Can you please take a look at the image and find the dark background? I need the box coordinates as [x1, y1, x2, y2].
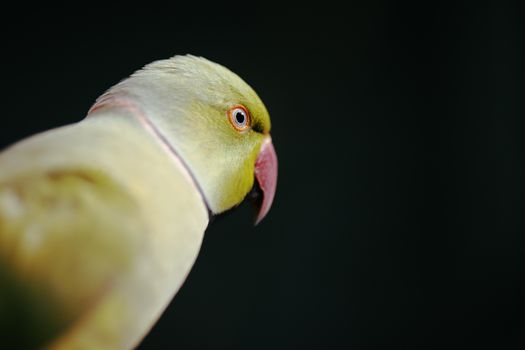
[1, 1, 523, 348]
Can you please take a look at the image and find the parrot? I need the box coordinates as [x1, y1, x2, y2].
[0, 55, 277, 349]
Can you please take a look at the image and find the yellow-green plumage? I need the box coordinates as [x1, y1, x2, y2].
[0, 55, 274, 349]
[0, 113, 207, 348]
[96, 55, 271, 213]
[1, 167, 144, 348]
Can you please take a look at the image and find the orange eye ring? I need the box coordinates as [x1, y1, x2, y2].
[228, 104, 251, 132]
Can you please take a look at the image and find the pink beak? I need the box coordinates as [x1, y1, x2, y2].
[253, 136, 278, 225]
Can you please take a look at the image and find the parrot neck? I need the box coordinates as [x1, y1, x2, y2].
[87, 96, 212, 218]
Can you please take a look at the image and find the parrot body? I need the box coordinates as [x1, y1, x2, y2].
[1, 112, 207, 349]
[0, 55, 277, 349]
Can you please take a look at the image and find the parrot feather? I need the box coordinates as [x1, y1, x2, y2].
[0, 55, 276, 349]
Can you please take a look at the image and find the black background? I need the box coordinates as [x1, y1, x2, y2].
[1, 1, 523, 349]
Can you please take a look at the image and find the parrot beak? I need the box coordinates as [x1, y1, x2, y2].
[253, 136, 278, 225]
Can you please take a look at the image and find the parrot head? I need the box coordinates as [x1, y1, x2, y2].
[89, 55, 277, 224]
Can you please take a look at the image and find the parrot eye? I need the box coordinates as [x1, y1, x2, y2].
[228, 105, 251, 132]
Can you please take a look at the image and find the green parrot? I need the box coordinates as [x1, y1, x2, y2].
[0, 55, 277, 349]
